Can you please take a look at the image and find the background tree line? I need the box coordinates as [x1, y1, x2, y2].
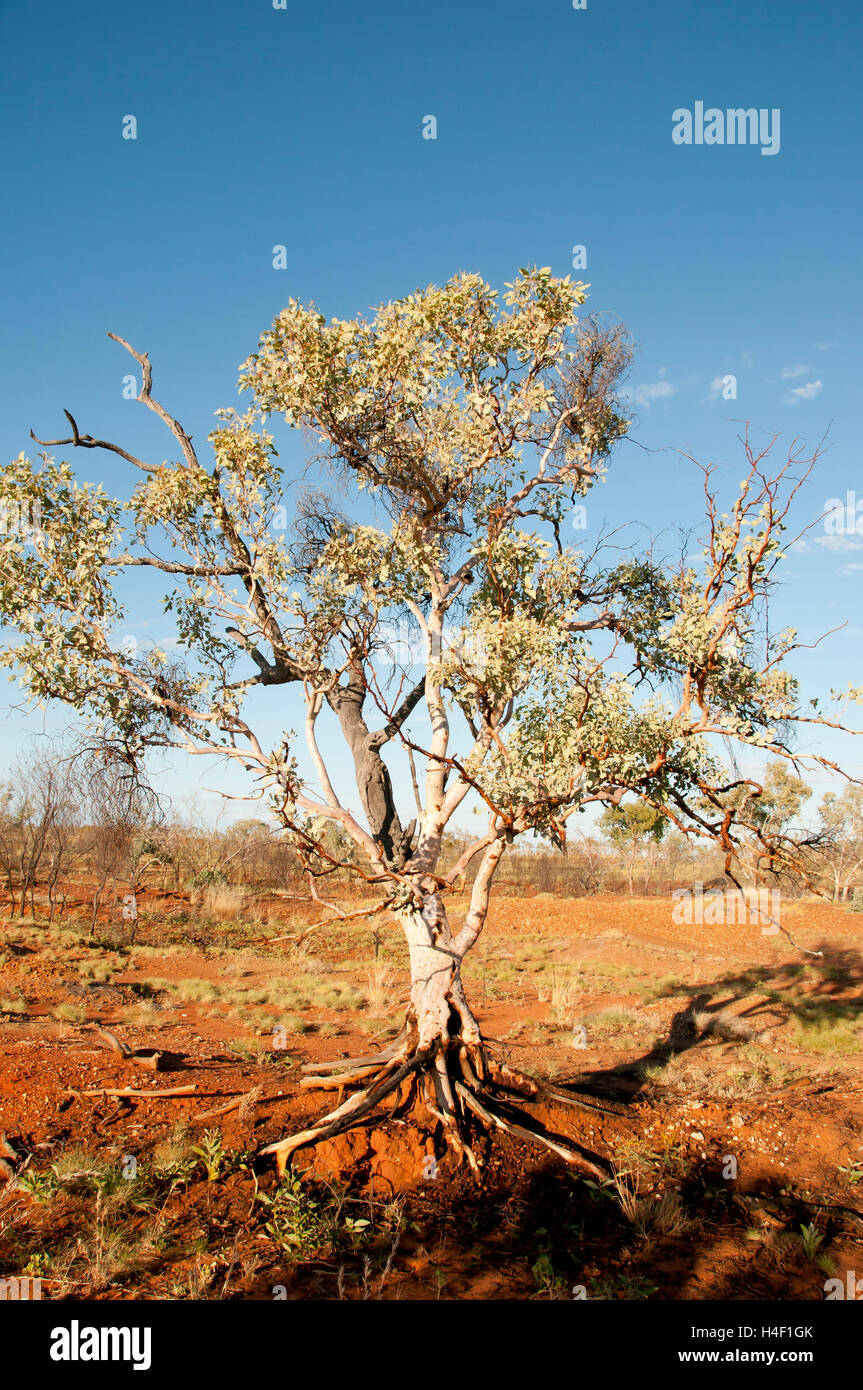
[2, 744, 861, 920]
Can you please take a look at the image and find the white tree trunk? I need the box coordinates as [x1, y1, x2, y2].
[399, 892, 481, 1052]
[260, 861, 607, 1177]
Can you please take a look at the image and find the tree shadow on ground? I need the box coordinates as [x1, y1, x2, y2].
[250, 1141, 833, 1300]
[562, 939, 863, 1106]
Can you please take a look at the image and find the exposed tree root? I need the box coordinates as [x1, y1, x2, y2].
[539, 1084, 628, 1118]
[297, 1038, 404, 1075]
[258, 1029, 611, 1181]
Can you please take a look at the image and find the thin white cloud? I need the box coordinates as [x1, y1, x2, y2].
[631, 380, 677, 408]
[813, 534, 863, 552]
[779, 364, 813, 379]
[700, 374, 736, 405]
[786, 380, 823, 402]
[707, 375, 723, 399]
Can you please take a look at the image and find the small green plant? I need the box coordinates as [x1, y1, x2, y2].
[583, 1174, 619, 1204]
[191, 1129, 224, 1183]
[257, 1173, 332, 1256]
[838, 1161, 863, 1185]
[531, 1252, 569, 1299]
[343, 1215, 372, 1250]
[799, 1221, 824, 1262]
[15, 1166, 58, 1203]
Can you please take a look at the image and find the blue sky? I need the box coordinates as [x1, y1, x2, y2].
[1, 0, 861, 827]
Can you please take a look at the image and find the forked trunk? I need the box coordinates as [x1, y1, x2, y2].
[259, 885, 608, 1180]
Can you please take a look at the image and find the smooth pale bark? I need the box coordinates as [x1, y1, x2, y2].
[399, 894, 481, 1053]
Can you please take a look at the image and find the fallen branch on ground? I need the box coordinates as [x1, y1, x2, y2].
[92, 1026, 165, 1070]
[62, 1084, 197, 1099]
[192, 1087, 261, 1122]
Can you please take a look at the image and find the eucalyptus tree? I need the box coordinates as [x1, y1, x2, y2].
[599, 802, 666, 895]
[0, 269, 856, 1174]
[818, 784, 863, 900]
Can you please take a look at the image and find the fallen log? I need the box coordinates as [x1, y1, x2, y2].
[62, 1084, 197, 1100]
